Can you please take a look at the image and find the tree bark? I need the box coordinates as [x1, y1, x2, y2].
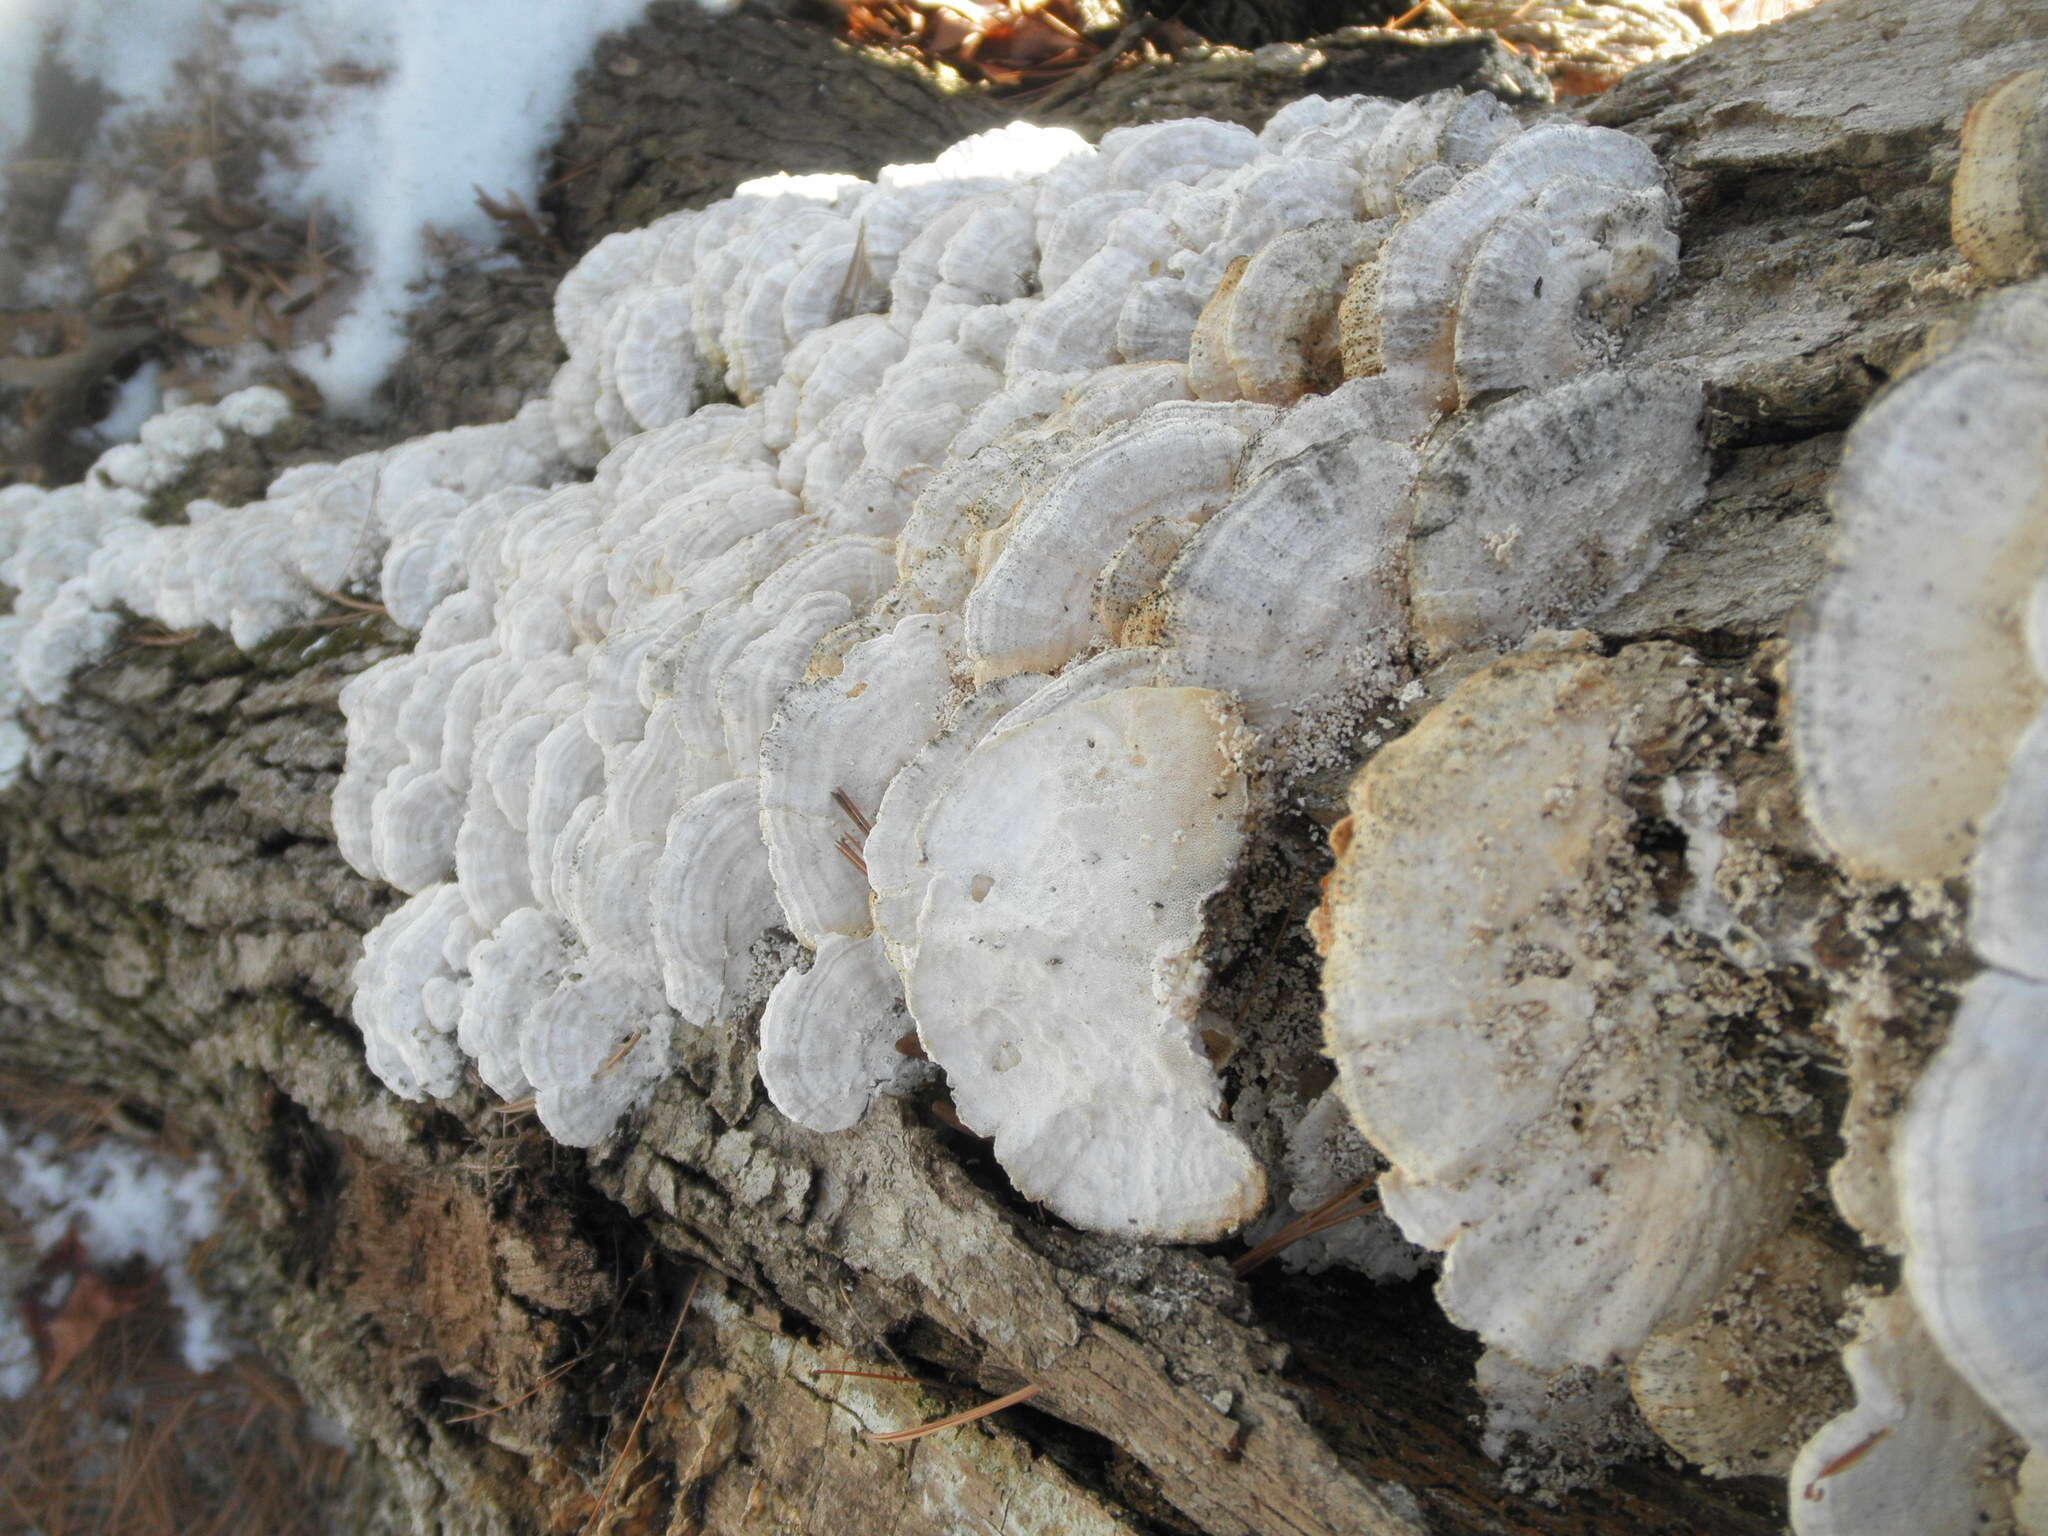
[2, 0, 2043, 1531]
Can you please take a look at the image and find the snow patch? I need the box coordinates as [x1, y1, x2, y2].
[82, 358, 162, 445]
[0, 0, 693, 413]
[0, 1122, 228, 1395]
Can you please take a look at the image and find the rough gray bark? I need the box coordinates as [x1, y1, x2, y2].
[2, 1, 2042, 1532]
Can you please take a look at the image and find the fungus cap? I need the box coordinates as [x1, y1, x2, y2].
[904, 683, 1264, 1240]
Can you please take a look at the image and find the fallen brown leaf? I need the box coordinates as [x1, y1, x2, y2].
[22, 1229, 159, 1385]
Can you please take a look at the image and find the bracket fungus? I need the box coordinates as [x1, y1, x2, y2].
[902, 683, 1263, 1239]
[1786, 261, 2048, 1528]
[1791, 279, 2048, 883]
[1953, 68, 2048, 283]
[1895, 974, 2048, 1469]
[35, 23, 2048, 1526]
[34, 50, 2039, 1518]
[1787, 1289, 2022, 1536]
[1405, 365, 1707, 659]
[1318, 643, 1807, 1378]
[758, 932, 916, 1134]
[9, 99, 1703, 1247]
[1340, 122, 1675, 416]
[1152, 420, 1414, 766]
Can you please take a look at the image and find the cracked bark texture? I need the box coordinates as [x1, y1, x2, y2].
[2, 0, 2044, 1531]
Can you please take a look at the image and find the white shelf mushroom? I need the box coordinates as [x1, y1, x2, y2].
[1406, 366, 1708, 659]
[902, 684, 1265, 1239]
[1351, 123, 1670, 417]
[1895, 972, 2048, 1472]
[1783, 158, 2048, 1514]
[1791, 280, 2048, 881]
[758, 611, 960, 949]
[8, 99, 1709, 1231]
[1319, 644, 1804, 1374]
[1155, 423, 1416, 765]
[1952, 68, 2048, 283]
[759, 933, 913, 1133]
[962, 403, 1271, 682]
[652, 778, 784, 1025]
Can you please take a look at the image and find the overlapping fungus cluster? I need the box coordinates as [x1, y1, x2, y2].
[7, 70, 2047, 1528]
[327, 93, 1696, 1234]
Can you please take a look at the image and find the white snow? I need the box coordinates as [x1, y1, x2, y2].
[82, 358, 162, 445]
[16, 250, 88, 309]
[0, 1121, 228, 1395]
[0, 0, 705, 414]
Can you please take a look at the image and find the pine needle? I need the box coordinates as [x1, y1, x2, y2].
[447, 1351, 586, 1424]
[1232, 1177, 1379, 1277]
[811, 1367, 924, 1384]
[588, 1268, 701, 1527]
[866, 1382, 1041, 1443]
[832, 786, 874, 835]
[299, 582, 387, 615]
[594, 1032, 643, 1078]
